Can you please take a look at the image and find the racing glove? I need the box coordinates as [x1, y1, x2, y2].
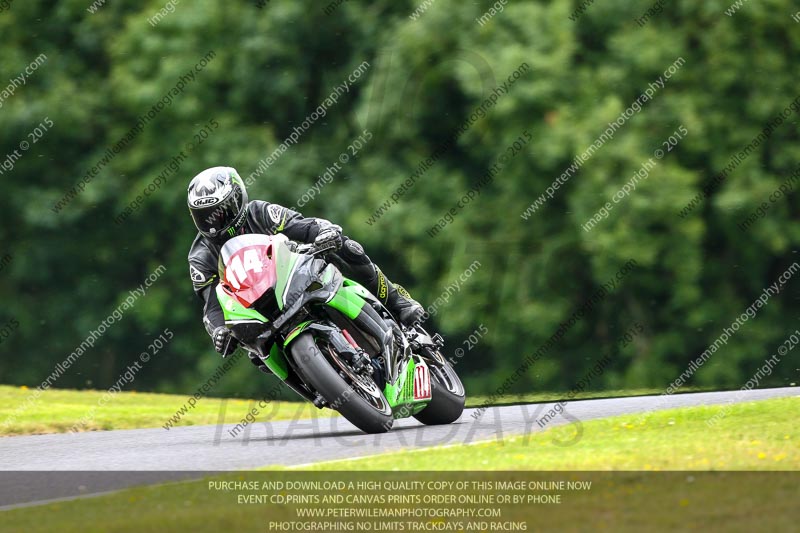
[212, 326, 238, 357]
[314, 224, 343, 252]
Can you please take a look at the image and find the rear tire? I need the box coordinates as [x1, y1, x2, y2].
[413, 365, 465, 425]
[290, 332, 393, 434]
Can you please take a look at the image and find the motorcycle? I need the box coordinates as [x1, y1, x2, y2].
[214, 233, 465, 434]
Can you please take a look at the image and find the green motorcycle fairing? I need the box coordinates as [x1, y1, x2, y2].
[325, 278, 369, 319]
[216, 233, 431, 418]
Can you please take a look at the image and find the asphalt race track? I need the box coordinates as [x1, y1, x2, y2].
[0, 387, 796, 508]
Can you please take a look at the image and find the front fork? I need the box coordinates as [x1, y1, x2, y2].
[284, 321, 375, 404]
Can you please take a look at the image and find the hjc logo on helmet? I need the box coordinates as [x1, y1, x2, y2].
[192, 197, 217, 208]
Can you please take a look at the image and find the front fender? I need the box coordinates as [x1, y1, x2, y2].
[283, 322, 362, 369]
[283, 320, 317, 347]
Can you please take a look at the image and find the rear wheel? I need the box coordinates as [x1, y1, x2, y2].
[290, 332, 393, 434]
[413, 355, 465, 425]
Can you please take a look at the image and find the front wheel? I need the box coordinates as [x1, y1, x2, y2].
[290, 332, 393, 434]
[414, 357, 465, 425]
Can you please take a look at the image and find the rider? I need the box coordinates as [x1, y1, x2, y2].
[187, 166, 424, 359]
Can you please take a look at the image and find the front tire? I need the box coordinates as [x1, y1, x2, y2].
[290, 332, 393, 434]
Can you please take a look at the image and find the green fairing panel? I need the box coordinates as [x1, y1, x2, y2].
[384, 358, 429, 417]
[390, 357, 416, 406]
[342, 277, 372, 298]
[216, 285, 269, 322]
[384, 382, 400, 408]
[264, 343, 289, 380]
[326, 281, 368, 319]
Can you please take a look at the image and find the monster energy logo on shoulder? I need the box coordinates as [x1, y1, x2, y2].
[228, 227, 236, 236]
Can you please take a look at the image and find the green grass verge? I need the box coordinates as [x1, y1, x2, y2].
[0, 385, 332, 436]
[309, 396, 799, 471]
[0, 397, 796, 533]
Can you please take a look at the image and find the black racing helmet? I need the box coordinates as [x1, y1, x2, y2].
[187, 166, 249, 240]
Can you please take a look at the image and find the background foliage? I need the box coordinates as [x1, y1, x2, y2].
[1, 0, 798, 397]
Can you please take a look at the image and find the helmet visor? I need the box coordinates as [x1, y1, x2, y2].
[190, 194, 243, 237]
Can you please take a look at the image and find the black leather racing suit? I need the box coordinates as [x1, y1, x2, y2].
[188, 200, 394, 352]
